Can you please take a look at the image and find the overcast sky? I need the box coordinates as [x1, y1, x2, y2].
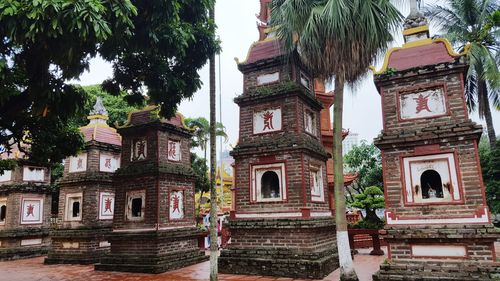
[76, 0, 500, 152]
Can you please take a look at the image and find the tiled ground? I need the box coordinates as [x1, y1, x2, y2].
[0, 248, 386, 281]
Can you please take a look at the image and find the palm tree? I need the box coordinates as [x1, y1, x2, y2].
[426, 0, 500, 148]
[270, 1, 401, 280]
[185, 117, 228, 162]
[208, 3, 218, 281]
[185, 117, 227, 216]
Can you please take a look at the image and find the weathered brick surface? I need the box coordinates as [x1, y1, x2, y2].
[96, 228, 207, 273]
[0, 187, 52, 261]
[219, 218, 338, 279]
[221, 42, 337, 278]
[372, 42, 499, 279]
[96, 109, 204, 273]
[46, 141, 121, 265]
[44, 228, 110, 264]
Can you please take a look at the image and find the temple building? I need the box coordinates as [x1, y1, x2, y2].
[45, 98, 121, 264]
[218, 0, 338, 278]
[95, 106, 207, 273]
[372, 2, 499, 280]
[0, 145, 52, 260]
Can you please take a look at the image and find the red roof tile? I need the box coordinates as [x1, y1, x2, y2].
[241, 39, 283, 65]
[386, 41, 455, 71]
[122, 106, 188, 130]
[80, 125, 121, 146]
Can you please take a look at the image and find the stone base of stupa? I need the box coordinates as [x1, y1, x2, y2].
[219, 217, 338, 279]
[95, 227, 207, 273]
[373, 225, 500, 281]
[45, 227, 111, 265]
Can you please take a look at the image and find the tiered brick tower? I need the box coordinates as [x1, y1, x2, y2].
[45, 98, 121, 264]
[218, 1, 338, 279]
[0, 148, 52, 260]
[95, 106, 207, 273]
[372, 3, 500, 280]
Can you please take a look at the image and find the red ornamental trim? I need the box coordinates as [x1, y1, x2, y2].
[385, 205, 490, 225]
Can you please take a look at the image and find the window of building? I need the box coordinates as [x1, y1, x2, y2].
[65, 193, 83, 221]
[126, 190, 145, 221]
[420, 170, 444, 199]
[0, 200, 6, 224]
[251, 163, 287, 202]
[261, 171, 280, 199]
[304, 110, 316, 135]
[310, 166, 325, 202]
[403, 153, 460, 204]
[300, 72, 312, 90]
[131, 198, 142, 217]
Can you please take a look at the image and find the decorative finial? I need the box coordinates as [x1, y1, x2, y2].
[402, 0, 429, 43]
[89, 97, 108, 117]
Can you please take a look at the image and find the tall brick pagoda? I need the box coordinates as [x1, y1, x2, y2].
[45, 98, 122, 264]
[0, 146, 52, 260]
[372, 2, 500, 280]
[95, 106, 207, 273]
[218, 0, 338, 279]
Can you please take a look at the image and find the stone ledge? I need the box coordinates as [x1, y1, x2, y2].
[50, 227, 112, 238]
[0, 246, 49, 261]
[231, 133, 328, 159]
[0, 228, 50, 238]
[221, 246, 337, 260]
[96, 249, 208, 274]
[373, 260, 500, 281]
[383, 225, 500, 240]
[219, 250, 338, 279]
[114, 162, 195, 178]
[107, 227, 203, 241]
[226, 217, 336, 229]
[0, 184, 53, 195]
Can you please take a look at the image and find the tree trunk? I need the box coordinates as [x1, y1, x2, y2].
[333, 75, 358, 281]
[479, 80, 497, 148]
[365, 208, 381, 223]
[209, 4, 218, 281]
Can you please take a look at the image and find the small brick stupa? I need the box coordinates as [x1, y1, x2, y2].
[45, 97, 122, 264]
[0, 146, 52, 260]
[218, 0, 338, 279]
[372, 1, 500, 280]
[95, 106, 207, 273]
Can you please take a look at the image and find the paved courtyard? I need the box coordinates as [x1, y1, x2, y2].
[0, 248, 385, 281]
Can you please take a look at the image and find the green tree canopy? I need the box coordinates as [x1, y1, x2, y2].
[485, 140, 500, 214]
[82, 85, 144, 127]
[344, 141, 383, 194]
[350, 186, 385, 224]
[0, 0, 218, 169]
[185, 117, 227, 161]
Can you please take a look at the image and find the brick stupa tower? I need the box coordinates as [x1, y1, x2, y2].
[45, 98, 122, 264]
[218, 0, 338, 279]
[372, 2, 500, 280]
[0, 146, 52, 260]
[95, 106, 207, 273]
